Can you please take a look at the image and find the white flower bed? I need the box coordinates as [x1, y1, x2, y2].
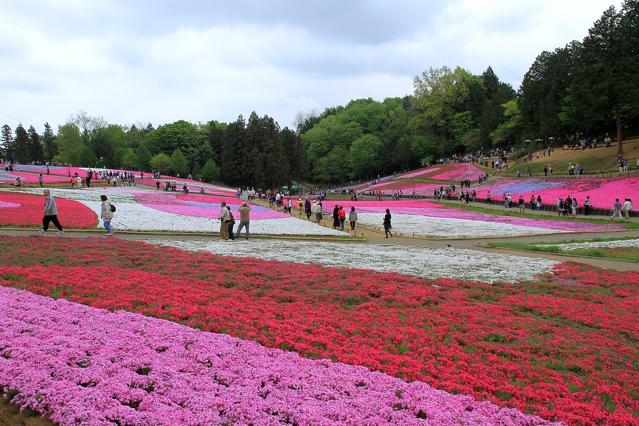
[356, 213, 568, 238]
[149, 239, 558, 283]
[537, 238, 639, 251]
[13, 188, 347, 236]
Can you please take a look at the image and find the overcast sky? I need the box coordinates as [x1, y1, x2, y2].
[0, 0, 617, 131]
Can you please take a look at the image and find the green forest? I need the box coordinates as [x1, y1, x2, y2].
[1, 0, 637, 187]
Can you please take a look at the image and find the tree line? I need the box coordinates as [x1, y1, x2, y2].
[0, 111, 304, 189]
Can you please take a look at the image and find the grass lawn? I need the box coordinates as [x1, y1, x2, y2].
[488, 237, 639, 262]
[502, 138, 639, 177]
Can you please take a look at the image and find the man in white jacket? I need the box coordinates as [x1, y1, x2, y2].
[219, 202, 231, 240]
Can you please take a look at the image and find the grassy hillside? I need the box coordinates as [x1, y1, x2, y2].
[503, 138, 639, 177]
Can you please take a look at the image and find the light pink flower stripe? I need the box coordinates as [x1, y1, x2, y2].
[0, 287, 556, 426]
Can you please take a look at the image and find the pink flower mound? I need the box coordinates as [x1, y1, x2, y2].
[0, 287, 554, 426]
[138, 178, 235, 196]
[0, 201, 20, 208]
[11, 172, 71, 183]
[133, 192, 287, 220]
[321, 199, 444, 214]
[320, 199, 623, 232]
[430, 163, 484, 181]
[476, 176, 639, 210]
[396, 167, 441, 179]
[0, 171, 67, 183]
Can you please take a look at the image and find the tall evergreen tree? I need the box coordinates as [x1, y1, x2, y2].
[14, 124, 30, 163]
[221, 116, 246, 186]
[43, 122, 56, 162]
[27, 126, 44, 163]
[1, 125, 12, 160]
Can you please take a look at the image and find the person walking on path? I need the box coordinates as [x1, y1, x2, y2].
[622, 198, 633, 220]
[228, 208, 236, 240]
[304, 198, 312, 220]
[348, 206, 358, 231]
[100, 195, 115, 236]
[332, 205, 340, 229]
[584, 196, 591, 216]
[40, 189, 64, 234]
[236, 202, 251, 239]
[383, 208, 393, 238]
[38, 174, 43, 188]
[611, 198, 623, 220]
[338, 206, 346, 231]
[311, 201, 322, 223]
[219, 202, 231, 240]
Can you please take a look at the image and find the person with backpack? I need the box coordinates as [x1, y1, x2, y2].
[100, 195, 115, 236]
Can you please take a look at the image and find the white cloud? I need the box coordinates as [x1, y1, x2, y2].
[0, 0, 619, 131]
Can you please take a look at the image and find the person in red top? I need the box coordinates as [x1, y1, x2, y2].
[338, 206, 346, 231]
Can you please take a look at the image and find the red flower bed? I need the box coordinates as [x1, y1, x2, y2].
[0, 237, 637, 424]
[0, 193, 97, 228]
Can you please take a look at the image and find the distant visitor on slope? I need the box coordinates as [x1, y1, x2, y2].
[219, 202, 231, 240]
[383, 209, 393, 238]
[100, 195, 114, 236]
[237, 202, 251, 240]
[304, 198, 312, 220]
[311, 200, 322, 223]
[611, 198, 623, 220]
[349, 206, 358, 232]
[338, 206, 346, 231]
[228, 208, 236, 240]
[622, 199, 633, 221]
[40, 189, 64, 235]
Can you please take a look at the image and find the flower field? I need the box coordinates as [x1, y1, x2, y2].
[0, 236, 637, 424]
[1, 286, 553, 425]
[0, 170, 71, 183]
[151, 239, 558, 283]
[6, 188, 346, 236]
[320, 200, 623, 237]
[537, 238, 639, 251]
[356, 163, 485, 194]
[0, 192, 97, 228]
[391, 163, 485, 182]
[475, 176, 639, 210]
